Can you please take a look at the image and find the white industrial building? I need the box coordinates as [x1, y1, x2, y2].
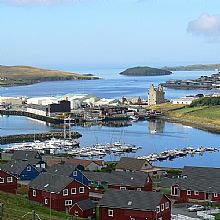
[0, 96, 25, 105]
[171, 96, 199, 105]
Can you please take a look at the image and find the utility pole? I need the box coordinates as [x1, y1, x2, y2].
[0, 203, 3, 220]
[32, 210, 36, 220]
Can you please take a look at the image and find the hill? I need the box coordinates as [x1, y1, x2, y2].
[0, 65, 98, 87]
[165, 64, 220, 71]
[119, 66, 172, 76]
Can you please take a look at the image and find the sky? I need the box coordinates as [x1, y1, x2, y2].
[0, 0, 220, 68]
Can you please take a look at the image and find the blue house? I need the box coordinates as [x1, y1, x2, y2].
[46, 163, 89, 186]
[0, 160, 40, 181]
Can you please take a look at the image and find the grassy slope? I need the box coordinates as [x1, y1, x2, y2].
[0, 191, 69, 220]
[149, 103, 220, 132]
[0, 65, 98, 86]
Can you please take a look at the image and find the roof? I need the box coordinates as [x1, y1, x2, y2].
[73, 199, 95, 211]
[0, 160, 34, 174]
[66, 157, 103, 167]
[176, 166, 220, 193]
[29, 172, 73, 193]
[84, 171, 149, 187]
[11, 150, 42, 165]
[115, 157, 152, 171]
[159, 177, 176, 188]
[46, 164, 79, 177]
[98, 189, 164, 211]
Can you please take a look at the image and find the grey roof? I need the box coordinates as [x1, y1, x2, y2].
[176, 166, 220, 193]
[0, 160, 33, 174]
[46, 163, 79, 176]
[29, 172, 73, 193]
[159, 177, 176, 188]
[84, 171, 149, 187]
[98, 189, 163, 211]
[74, 199, 95, 211]
[11, 150, 42, 165]
[115, 157, 152, 171]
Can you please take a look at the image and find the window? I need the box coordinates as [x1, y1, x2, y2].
[130, 218, 135, 220]
[214, 193, 218, 198]
[44, 198, 48, 204]
[65, 200, 72, 206]
[165, 202, 169, 209]
[27, 166, 31, 171]
[0, 178, 4, 183]
[137, 188, 141, 191]
[194, 191, 199, 195]
[74, 210, 79, 217]
[79, 187, 84, 194]
[108, 209, 113, 217]
[157, 206, 160, 213]
[161, 203, 164, 211]
[158, 217, 163, 220]
[33, 190, 36, 197]
[120, 187, 126, 190]
[7, 177, 13, 183]
[63, 189, 68, 196]
[187, 190, 191, 196]
[73, 171, 77, 176]
[71, 188, 76, 194]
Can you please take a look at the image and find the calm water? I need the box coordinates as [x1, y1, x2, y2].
[0, 68, 220, 168]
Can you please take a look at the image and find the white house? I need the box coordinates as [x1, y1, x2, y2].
[171, 97, 198, 105]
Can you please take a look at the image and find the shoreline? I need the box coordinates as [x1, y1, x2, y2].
[162, 115, 220, 134]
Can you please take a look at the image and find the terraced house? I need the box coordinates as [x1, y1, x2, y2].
[171, 166, 220, 202]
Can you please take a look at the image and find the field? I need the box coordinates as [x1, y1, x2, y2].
[149, 103, 220, 132]
[0, 65, 98, 87]
[0, 191, 69, 220]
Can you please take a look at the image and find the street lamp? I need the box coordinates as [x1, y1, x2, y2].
[50, 191, 55, 220]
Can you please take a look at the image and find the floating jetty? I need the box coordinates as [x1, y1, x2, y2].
[137, 146, 219, 162]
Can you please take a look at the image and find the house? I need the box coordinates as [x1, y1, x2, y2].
[98, 189, 171, 220]
[11, 150, 46, 168]
[66, 157, 105, 171]
[0, 169, 17, 194]
[0, 160, 40, 181]
[84, 171, 153, 192]
[46, 164, 89, 186]
[171, 166, 220, 203]
[28, 173, 89, 211]
[69, 199, 95, 218]
[115, 157, 152, 172]
[171, 96, 198, 105]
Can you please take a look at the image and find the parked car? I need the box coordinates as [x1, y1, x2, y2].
[187, 204, 204, 212]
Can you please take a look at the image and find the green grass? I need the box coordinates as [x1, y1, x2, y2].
[0, 191, 69, 220]
[159, 188, 171, 195]
[171, 106, 206, 114]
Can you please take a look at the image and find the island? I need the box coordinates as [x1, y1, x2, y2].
[119, 66, 172, 76]
[0, 65, 98, 87]
[164, 64, 220, 71]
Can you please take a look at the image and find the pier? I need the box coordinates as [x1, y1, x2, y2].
[0, 131, 81, 145]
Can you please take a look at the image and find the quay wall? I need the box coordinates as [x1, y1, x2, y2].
[0, 131, 81, 145]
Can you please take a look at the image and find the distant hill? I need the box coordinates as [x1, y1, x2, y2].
[165, 64, 220, 71]
[119, 66, 172, 76]
[0, 65, 98, 87]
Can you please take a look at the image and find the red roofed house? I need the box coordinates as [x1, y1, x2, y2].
[66, 157, 104, 171]
[0, 169, 17, 194]
[28, 173, 89, 211]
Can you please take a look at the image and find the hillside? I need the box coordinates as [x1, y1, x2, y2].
[165, 64, 220, 71]
[119, 66, 172, 76]
[0, 65, 98, 87]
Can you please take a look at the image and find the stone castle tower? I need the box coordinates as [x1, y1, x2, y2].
[148, 84, 165, 105]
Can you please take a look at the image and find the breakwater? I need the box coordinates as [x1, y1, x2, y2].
[0, 131, 81, 145]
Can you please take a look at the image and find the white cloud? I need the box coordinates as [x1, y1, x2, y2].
[187, 14, 220, 42]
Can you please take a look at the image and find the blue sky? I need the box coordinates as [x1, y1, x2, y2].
[0, 0, 220, 68]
